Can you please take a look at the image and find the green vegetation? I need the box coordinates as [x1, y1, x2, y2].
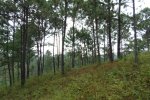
[0, 52, 150, 100]
[0, 0, 150, 99]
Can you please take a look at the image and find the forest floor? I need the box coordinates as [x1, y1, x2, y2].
[0, 53, 150, 100]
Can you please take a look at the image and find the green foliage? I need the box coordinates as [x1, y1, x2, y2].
[137, 7, 150, 31]
[0, 0, 150, 98]
[0, 53, 150, 99]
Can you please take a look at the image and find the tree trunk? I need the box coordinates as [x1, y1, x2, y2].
[42, 30, 46, 73]
[91, 45, 94, 63]
[117, 0, 121, 59]
[6, 27, 12, 87]
[95, 19, 101, 63]
[37, 42, 40, 76]
[147, 39, 149, 51]
[103, 27, 106, 62]
[17, 62, 20, 80]
[40, 41, 42, 74]
[108, 0, 113, 62]
[12, 3, 16, 83]
[72, 17, 75, 68]
[53, 30, 56, 74]
[92, 21, 96, 62]
[37, 18, 41, 76]
[94, 0, 101, 63]
[26, 58, 30, 78]
[4, 66, 7, 87]
[56, 33, 60, 69]
[132, 0, 138, 65]
[81, 47, 83, 66]
[61, 0, 68, 75]
[40, 19, 45, 74]
[26, 51, 30, 78]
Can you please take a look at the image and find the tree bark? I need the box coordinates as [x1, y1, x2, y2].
[40, 41, 42, 74]
[42, 27, 46, 73]
[21, 4, 28, 86]
[103, 26, 106, 62]
[26, 51, 30, 78]
[95, 19, 101, 63]
[92, 21, 96, 63]
[117, 0, 121, 59]
[12, 1, 16, 83]
[72, 17, 75, 68]
[132, 0, 138, 65]
[56, 33, 60, 69]
[17, 62, 20, 80]
[108, 0, 113, 62]
[6, 27, 12, 87]
[37, 41, 41, 76]
[53, 30, 56, 74]
[61, 0, 68, 74]
[94, 0, 101, 63]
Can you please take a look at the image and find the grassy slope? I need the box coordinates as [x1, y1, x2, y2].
[0, 53, 150, 100]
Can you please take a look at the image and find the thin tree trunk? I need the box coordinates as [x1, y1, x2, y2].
[117, 0, 121, 59]
[85, 44, 88, 65]
[72, 17, 75, 68]
[56, 33, 60, 69]
[21, 14, 27, 86]
[26, 11, 29, 79]
[61, 0, 68, 75]
[26, 59, 30, 78]
[17, 62, 20, 80]
[95, 19, 101, 63]
[132, 0, 138, 65]
[26, 51, 30, 78]
[53, 30, 56, 74]
[86, 44, 89, 64]
[94, 0, 101, 63]
[20, 4, 29, 86]
[42, 30, 46, 73]
[37, 42, 40, 76]
[104, 28, 106, 62]
[92, 22, 96, 62]
[91, 45, 94, 63]
[37, 18, 41, 76]
[20, 25, 23, 82]
[81, 49, 83, 66]
[40, 19, 45, 74]
[108, 0, 113, 62]
[40, 41, 42, 74]
[147, 39, 149, 51]
[6, 27, 12, 87]
[12, 4, 16, 83]
[4, 66, 7, 87]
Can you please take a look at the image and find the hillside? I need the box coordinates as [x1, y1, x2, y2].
[0, 53, 150, 100]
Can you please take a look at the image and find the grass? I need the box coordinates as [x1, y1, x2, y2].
[0, 53, 150, 100]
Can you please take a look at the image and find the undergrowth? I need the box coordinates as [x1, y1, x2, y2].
[0, 53, 150, 100]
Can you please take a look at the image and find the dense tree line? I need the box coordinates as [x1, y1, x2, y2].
[0, 0, 149, 87]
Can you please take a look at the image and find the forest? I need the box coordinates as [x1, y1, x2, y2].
[0, 0, 150, 99]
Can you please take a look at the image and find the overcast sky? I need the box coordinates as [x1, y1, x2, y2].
[136, 0, 150, 10]
[125, 0, 150, 14]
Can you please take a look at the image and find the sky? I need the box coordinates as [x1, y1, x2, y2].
[125, 0, 150, 14]
[44, 0, 150, 54]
